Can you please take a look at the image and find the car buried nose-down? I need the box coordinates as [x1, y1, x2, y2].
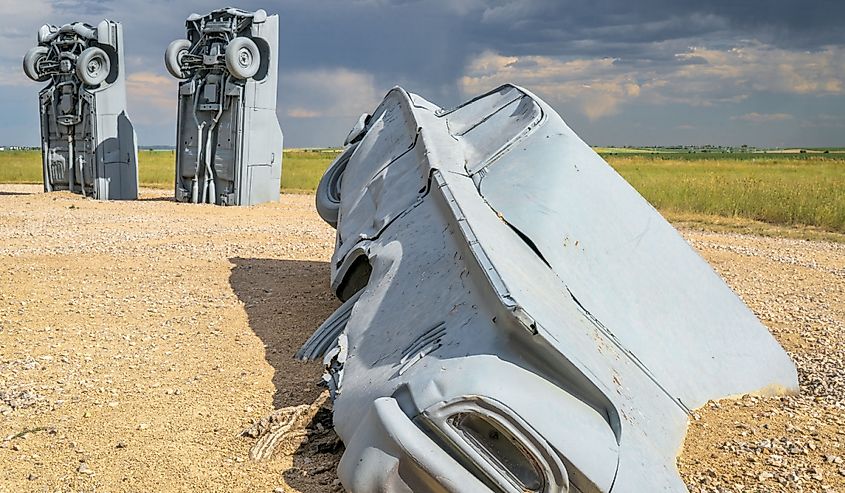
[300, 84, 798, 492]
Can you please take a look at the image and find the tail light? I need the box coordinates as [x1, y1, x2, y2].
[417, 396, 569, 493]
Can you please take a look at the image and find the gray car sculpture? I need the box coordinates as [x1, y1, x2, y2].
[165, 7, 283, 206]
[23, 20, 138, 200]
[300, 84, 799, 492]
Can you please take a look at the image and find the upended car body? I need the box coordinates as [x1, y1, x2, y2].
[300, 85, 798, 492]
[23, 20, 138, 200]
[165, 8, 283, 206]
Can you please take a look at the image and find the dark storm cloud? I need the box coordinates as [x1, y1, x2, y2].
[461, 0, 845, 55]
[274, 0, 470, 100]
[1, 0, 843, 147]
[269, 0, 845, 107]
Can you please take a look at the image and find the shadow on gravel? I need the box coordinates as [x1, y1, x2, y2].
[228, 257, 338, 408]
[229, 257, 344, 491]
[0, 191, 33, 196]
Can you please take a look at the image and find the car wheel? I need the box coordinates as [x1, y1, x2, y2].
[23, 46, 50, 82]
[224, 37, 260, 80]
[76, 47, 110, 86]
[165, 39, 192, 79]
[316, 144, 357, 227]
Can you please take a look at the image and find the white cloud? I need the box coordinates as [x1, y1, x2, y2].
[799, 113, 845, 129]
[0, 0, 52, 21]
[460, 51, 642, 119]
[279, 67, 382, 120]
[731, 113, 793, 123]
[125, 71, 177, 125]
[0, 0, 54, 87]
[459, 41, 845, 121]
[674, 43, 845, 96]
[287, 108, 322, 119]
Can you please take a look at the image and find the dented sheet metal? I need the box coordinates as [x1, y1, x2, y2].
[301, 84, 798, 492]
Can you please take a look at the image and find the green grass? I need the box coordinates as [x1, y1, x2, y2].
[593, 147, 676, 154]
[606, 154, 845, 234]
[0, 149, 338, 193]
[2, 149, 843, 238]
[135, 149, 341, 191]
[138, 150, 175, 187]
[281, 150, 340, 192]
[133, 149, 340, 191]
[0, 150, 44, 183]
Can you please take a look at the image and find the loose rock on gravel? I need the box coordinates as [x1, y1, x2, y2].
[0, 184, 842, 492]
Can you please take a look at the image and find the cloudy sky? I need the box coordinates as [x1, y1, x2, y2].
[1, 0, 843, 147]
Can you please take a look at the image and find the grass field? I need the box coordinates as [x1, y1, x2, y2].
[0, 149, 339, 192]
[609, 153, 845, 236]
[132, 149, 342, 191]
[2, 149, 843, 238]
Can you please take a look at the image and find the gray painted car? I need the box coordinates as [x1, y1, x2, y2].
[301, 84, 799, 492]
[165, 8, 283, 206]
[23, 20, 138, 200]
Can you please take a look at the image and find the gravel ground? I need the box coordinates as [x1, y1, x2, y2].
[679, 231, 845, 492]
[0, 184, 842, 492]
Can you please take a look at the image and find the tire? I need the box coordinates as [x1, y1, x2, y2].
[316, 144, 357, 227]
[76, 47, 110, 86]
[165, 39, 191, 79]
[224, 37, 260, 80]
[23, 46, 50, 82]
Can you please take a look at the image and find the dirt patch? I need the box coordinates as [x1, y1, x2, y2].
[0, 185, 842, 492]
